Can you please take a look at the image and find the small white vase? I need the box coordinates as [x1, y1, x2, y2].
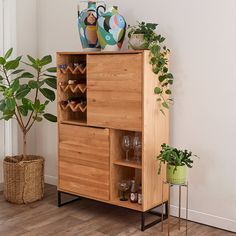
[128, 34, 146, 50]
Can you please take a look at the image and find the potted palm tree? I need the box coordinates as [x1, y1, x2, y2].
[157, 143, 198, 184]
[0, 48, 57, 204]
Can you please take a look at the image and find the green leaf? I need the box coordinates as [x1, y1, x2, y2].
[40, 55, 52, 66]
[22, 98, 33, 111]
[154, 87, 162, 94]
[5, 98, 16, 110]
[18, 105, 28, 116]
[0, 84, 6, 92]
[0, 57, 6, 65]
[163, 67, 168, 73]
[28, 80, 44, 89]
[5, 58, 21, 70]
[11, 69, 24, 75]
[159, 75, 166, 83]
[39, 88, 55, 101]
[15, 85, 31, 99]
[21, 72, 34, 78]
[32, 99, 41, 111]
[46, 67, 57, 73]
[11, 79, 20, 92]
[162, 101, 169, 109]
[0, 75, 4, 81]
[166, 73, 174, 79]
[165, 89, 172, 95]
[4, 48, 13, 59]
[27, 55, 36, 64]
[0, 100, 6, 111]
[44, 77, 57, 89]
[43, 113, 57, 122]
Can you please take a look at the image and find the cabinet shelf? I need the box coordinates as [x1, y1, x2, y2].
[60, 83, 87, 94]
[60, 103, 87, 113]
[110, 198, 142, 211]
[113, 160, 142, 169]
[58, 65, 86, 75]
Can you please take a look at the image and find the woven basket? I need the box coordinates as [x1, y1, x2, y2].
[3, 155, 45, 204]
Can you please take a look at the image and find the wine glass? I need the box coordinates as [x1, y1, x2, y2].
[122, 135, 132, 162]
[133, 135, 142, 164]
[118, 180, 130, 201]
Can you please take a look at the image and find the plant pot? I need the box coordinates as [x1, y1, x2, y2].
[166, 164, 187, 184]
[128, 34, 146, 50]
[3, 155, 45, 204]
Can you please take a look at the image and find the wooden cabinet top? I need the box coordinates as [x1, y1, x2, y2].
[57, 50, 146, 55]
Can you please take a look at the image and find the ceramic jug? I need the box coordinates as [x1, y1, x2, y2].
[96, 6, 126, 51]
[77, 1, 105, 51]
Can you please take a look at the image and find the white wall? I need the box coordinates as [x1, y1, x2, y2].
[36, 0, 236, 232]
[0, 0, 38, 189]
[16, 0, 38, 155]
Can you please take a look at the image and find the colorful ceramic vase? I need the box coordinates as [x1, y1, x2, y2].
[77, 1, 105, 51]
[96, 6, 126, 51]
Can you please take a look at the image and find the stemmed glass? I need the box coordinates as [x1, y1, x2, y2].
[122, 135, 132, 162]
[133, 135, 142, 164]
[118, 180, 130, 201]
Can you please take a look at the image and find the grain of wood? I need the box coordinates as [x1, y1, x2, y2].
[0, 185, 235, 236]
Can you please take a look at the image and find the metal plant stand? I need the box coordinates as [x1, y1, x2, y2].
[161, 181, 189, 236]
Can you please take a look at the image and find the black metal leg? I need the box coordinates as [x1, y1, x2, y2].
[57, 191, 81, 207]
[165, 200, 169, 216]
[141, 201, 168, 231]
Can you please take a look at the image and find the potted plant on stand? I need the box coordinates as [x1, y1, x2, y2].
[157, 143, 198, 184]
[128, 22, 174, 114]
[0, 48, 57, 204]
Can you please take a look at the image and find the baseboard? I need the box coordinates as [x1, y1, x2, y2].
[44, 175, 57, 186]
[170, 205, 236, 233]
[0, 182, 3, 191]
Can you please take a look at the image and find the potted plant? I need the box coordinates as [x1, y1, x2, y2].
[128, 22, 173, 114]
[0, 48, 57, 204]
[157, 143, 197, 184]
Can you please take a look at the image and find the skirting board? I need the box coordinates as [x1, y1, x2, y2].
[45, 175, 57, 186]
[170, 205, 236, 233]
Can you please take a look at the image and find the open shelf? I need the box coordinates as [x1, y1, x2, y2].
[60, 83, 87, 94]
[113, 160, 142, 169]
[60, 120, 87, 126]
[110, 197, 142, 211]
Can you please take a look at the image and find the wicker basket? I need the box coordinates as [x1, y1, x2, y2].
[3, 155, 45, 204]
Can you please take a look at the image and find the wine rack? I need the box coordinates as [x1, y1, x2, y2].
[58, 64, 87, 75]
[57, 54, 87, 124]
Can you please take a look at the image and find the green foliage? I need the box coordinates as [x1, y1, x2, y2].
[128, 22, 174, 113]
[0, 48, 57, 155]
[157, 144, 198, 174]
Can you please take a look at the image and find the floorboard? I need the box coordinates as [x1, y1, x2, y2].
[0, 184, 235, 236]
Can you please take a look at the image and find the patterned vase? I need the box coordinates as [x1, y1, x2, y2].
[77, 1, 105, 51]
[96, 6, 126, 51]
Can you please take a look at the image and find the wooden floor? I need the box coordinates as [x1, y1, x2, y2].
[0, 184, 235, 236]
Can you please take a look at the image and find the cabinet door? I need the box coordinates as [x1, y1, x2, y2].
[58, 124, 110, 201]
[87, 54, 142, 131]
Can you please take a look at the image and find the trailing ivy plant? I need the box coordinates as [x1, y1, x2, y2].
[128, 22, 174, 114]
[0, 48, 57, 160]
[157, 143, 198, 174]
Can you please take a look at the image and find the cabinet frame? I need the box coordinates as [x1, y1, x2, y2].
[57, 50, 169, 213]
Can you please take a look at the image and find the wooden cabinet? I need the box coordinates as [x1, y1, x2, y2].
[59, 124, 110, 200]
[57, 51, 169, 213]
[87, 54, 142, 131]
